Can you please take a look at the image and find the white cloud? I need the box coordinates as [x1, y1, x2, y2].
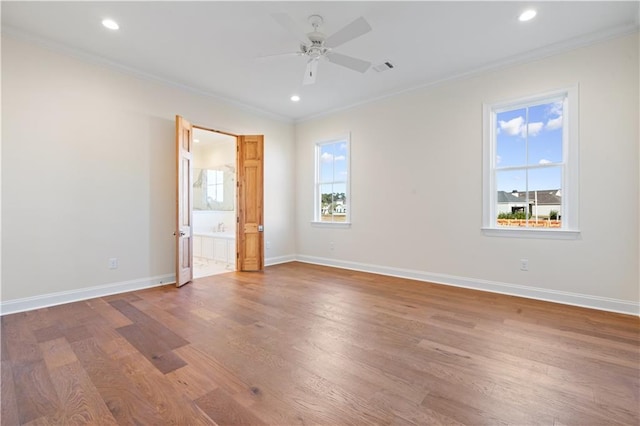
[496, 155, 502, 165]
[499, 117, 543, 138]
[523, 122, 544, 137]
[548, 100, 563, 117]
[546, 115, 563, 130]
[539, 159, 552, 164]
[321, 152, 346, 162]
[339, 143, 347, 150]
[498, 116, 524, 136]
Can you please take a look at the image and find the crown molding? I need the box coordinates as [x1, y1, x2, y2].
[1, 26, 294, 125]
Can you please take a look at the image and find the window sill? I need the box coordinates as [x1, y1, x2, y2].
[481, 227, 580, 240]
[311, 221, 351, 229]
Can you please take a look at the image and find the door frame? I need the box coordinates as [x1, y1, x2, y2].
[192, 124, 239, 275]
[175, 118, 264, 286]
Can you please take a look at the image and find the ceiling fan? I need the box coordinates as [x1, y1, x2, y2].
[267, 13, 373, 85]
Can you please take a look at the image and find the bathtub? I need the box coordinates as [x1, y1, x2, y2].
[193, 232, 236, 265]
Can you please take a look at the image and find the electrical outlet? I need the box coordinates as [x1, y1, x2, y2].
[266, 241, 271, 250]
[329, 242, 335, 251]
[108, 258, 118, 269]
[520, 258, 528, 271]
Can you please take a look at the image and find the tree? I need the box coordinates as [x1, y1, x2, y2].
[321, 192, 347, 214]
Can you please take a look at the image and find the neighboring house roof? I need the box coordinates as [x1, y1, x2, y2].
[497, 190, 561, 205]
[497, 191, 523, 203]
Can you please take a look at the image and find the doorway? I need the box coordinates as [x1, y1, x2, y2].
[191, 127, 237, 278]
[175, 116, 264, 287]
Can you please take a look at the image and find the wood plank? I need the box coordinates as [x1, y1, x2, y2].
[48, 361, 118, 424]
[12, 360, 60, 424]
[109, 299, 190, 348]
[116, 323, 187, 374]
[1, 354, 19, 426]
[39, 337, 78, 371]
[85, 298, 133, 328]
[116, 352, 216, 424]
[195, 388, 267, 426]
[70, 338, 166, 424]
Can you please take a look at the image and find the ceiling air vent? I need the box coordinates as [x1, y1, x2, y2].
[373, 62, 394, 72]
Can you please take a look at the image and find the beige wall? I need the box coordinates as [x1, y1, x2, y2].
[295, 33, 639, 310]
[1, 36, 296, 302]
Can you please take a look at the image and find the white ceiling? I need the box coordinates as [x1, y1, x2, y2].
[2, 1, 638, 121]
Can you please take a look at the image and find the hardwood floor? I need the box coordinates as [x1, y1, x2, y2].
[2, 262, 639, 425]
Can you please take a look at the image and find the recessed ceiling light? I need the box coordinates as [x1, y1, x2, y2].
[518, 9, 537, 22]
[194, 139, 200, 143]
[102, 19, 119, 30]
[290, 95, 301, 102]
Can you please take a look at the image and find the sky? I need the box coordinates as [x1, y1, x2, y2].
[496, 99, 564, 192]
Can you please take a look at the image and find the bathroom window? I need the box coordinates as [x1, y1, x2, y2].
[314, 135, 350, 224]
[206, 170, 224, 203]
[482, 86, 579, 238]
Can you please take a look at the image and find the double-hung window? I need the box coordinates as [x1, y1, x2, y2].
[482, 87, 579, 238]
[314, 135, 350, 224]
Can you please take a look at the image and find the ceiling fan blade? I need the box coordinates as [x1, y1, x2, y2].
[326, 52, 371, 73]
[303, 59, 319, 85]
[272, 13, 310, 45]
[325, 17, 372, 48]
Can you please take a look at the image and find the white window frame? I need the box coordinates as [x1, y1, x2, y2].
[312, 134, 351, 227]
[482, 86, 580, 239]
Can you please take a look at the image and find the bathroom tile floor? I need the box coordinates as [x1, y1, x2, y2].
[193, 257, 234, 278]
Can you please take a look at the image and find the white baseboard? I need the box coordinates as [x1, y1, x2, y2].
[0, 255, 296, 315]
[0, 274, 175, 316]
[295, 255, 640, 316]
[265, 254, 297, 266]
[3, 256, 637, 317]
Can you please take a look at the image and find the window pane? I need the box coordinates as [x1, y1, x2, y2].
[496, 169, 526, 193]
[319, 183, 334, 222]
[496, 170, 527, 227]
[332, 182, 347, 222]
[496, 108, 526, 167]
[334, 141, 348, 183]
[319, 143, 337, 183]
[527, 101, 563, 166]
[529, 167, 562, 226]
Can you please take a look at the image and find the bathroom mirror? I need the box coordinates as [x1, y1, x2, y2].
[193, 167, 235, 211]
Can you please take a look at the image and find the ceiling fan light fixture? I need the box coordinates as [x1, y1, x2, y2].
[518, 9, 537, 22]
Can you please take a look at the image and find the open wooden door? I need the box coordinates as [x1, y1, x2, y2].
[175, 115, 193, 286]
[237, 135, 264, 271]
